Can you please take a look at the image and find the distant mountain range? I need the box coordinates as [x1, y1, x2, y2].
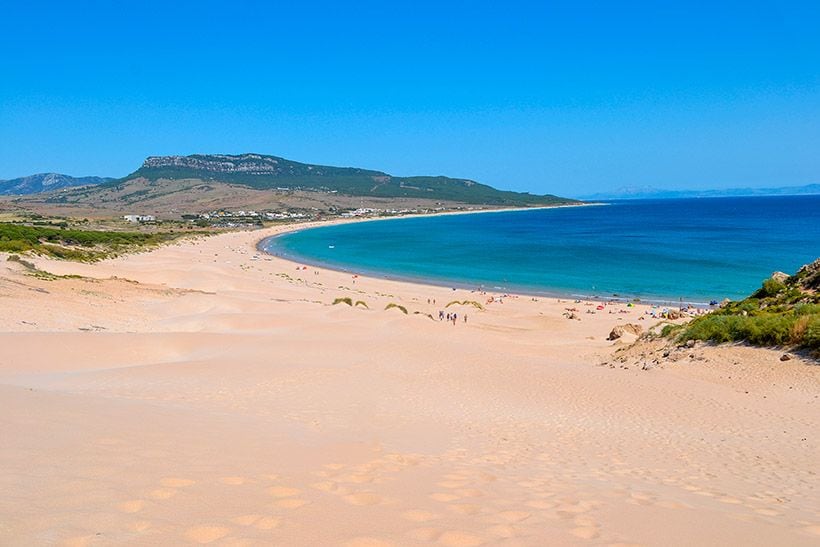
[109, 153, 573, 206]
[579, 184, 820, 201]
[5, 153, 577, 215]
[0, 173, 114, 195]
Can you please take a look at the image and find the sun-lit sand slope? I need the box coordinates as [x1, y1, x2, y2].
[1, 224, 818, 546]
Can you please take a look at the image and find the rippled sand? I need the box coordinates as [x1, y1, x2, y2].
[1, 223, 818, 546]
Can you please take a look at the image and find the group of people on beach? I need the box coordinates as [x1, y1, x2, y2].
[438, 310, 467, 325]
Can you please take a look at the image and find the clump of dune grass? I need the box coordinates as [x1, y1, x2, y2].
[7, 254, 84, 280]
[385, 302, 408, 314]
[445, 299, 484, 310]
[355, 300, 369, 308]
[332, 297, 353, 306]
[413, 311, 435, 320]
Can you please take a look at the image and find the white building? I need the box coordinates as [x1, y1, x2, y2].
[123, 214, 156, 223]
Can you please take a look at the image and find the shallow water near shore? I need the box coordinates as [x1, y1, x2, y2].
[266, 195, 820, 302]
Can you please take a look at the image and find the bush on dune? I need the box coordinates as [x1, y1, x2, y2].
[672, 262, 820, 354]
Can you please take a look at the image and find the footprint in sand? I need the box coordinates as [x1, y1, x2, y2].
[570, 526, 600, 540]
[61, 535, 93, 547]
[402, 510, 440, 522]
[311, 481, 338, 492]
[231, 515, 262, 526]
[183, 525, 230, 544]
[455, 489, 484, 498]
[268, 486, 302, 498]
[718, 496, 742, 505]
[149, 488, 177, 500]
[628, 492, 656, 505]
[336, 473, 374, 484]
[436, 480, 467, 488]
[161, 478, 196, 488]
[573, 516, 596, 527]
[556, 501, 592, 518]
[526, 499, 556, 510]
[802, 525, 820, 537]
[219, 476, 248, 486]
[96, 437, 126, 446]
[486, 524, 517, 539]
[430, 493, 461, 502]
[496, 510, 531, 523]
[127, 520, 152, 533]
[254, 517, 281, 530]
[407, 528, 441, 541]
[654, 500, 684, 509]
[437, 530, 486, 546]
[343, 492, 384, 506]
[266, 485, 309, 508]
[117, 499, 145, 513]
[448, 504, 482, 515]
[220, 539, 258, 547]
[343, 538, 395, 547]
[275, 498, 309, 509]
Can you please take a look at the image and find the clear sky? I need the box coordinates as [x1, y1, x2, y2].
[1, 1, 818, 196]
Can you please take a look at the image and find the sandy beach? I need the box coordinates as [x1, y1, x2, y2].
[1, 222, 818, 546]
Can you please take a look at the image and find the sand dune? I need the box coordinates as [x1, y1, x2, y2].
[1, 224, 818, 546]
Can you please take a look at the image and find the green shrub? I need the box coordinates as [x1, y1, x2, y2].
[677, 308, 820, 350]
[755, 278, 786, 298]
[660, 323, 684, 337]
[804, 316, 820, 349]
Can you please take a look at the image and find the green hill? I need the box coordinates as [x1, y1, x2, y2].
[111, 153, 576, 206]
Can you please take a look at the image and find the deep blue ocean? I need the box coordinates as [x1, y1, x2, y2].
[265, 196, 820, 303]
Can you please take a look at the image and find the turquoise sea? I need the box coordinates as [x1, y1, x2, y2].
[264, 195, 820, 303]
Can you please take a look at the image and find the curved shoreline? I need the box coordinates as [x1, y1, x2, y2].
[254, 207, 710, 308]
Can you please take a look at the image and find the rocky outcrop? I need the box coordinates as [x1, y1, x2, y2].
[140, 154, 383, 178]
[608, 323, 643, 341]
[789, 258, 820, 293]
[771, 271, 790, 283]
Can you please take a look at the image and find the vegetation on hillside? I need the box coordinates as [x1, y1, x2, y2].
[110, 153, 578, 206]
[0, 223, 181, 261]
[664, 259, 820, 354]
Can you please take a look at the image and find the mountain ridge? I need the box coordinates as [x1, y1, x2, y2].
[0, 173, 114, 195]
[105, 152, 574, 206]
[579, 183, 820, 200]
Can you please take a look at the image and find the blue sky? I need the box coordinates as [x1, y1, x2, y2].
[1, 1, 818, 196]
